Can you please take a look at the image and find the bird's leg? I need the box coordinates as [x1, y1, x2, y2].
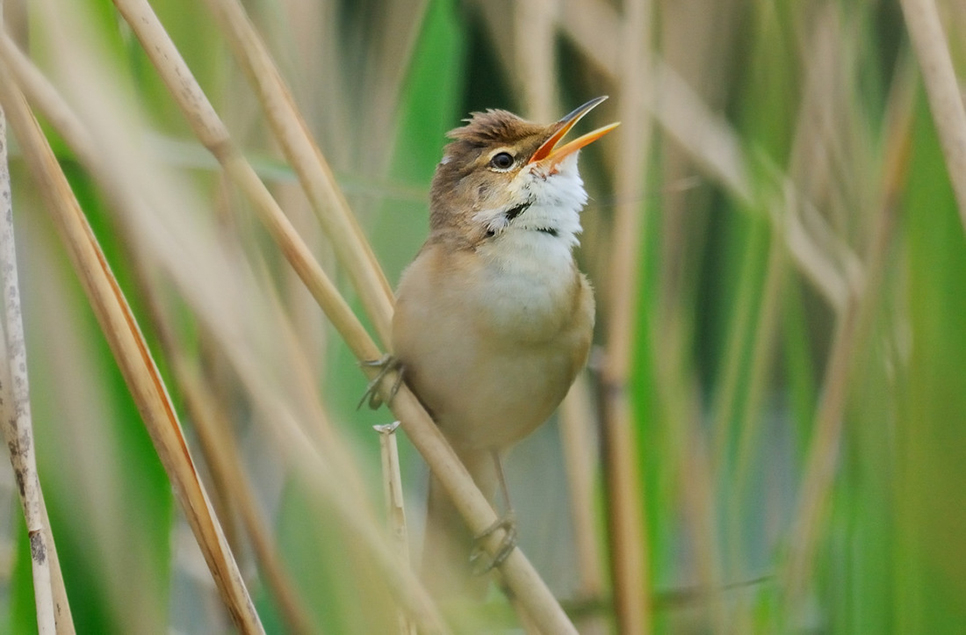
[357, 354, 405, 410]
[470, 450, 518, 574]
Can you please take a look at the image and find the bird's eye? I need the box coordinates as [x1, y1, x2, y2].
[490, 152, 515, 170]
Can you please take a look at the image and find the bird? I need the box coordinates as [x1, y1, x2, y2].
[368, 96, 618, 602]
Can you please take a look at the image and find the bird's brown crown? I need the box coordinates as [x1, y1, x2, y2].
[446, 109, 548, 148]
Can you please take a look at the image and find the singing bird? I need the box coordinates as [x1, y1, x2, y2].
[373, 96, 617, 599]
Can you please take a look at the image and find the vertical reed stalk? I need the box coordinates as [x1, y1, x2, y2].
[599, 0, 652, 632]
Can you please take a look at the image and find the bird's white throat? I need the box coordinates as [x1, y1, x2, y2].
[475, 151, 588, 251]
[472, 154, 588, 340]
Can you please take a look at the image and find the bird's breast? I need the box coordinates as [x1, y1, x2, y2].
[392, 239, 594, 450]
[471, 231, 581, 343]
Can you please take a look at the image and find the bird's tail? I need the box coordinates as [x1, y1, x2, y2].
[422, 449, 498, 604]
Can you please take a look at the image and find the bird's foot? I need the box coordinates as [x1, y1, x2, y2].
[469, 511, 517, 574]
[358, 354, 404, 410]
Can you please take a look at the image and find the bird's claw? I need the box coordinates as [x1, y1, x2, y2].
[358, 354, 404, 410]
[469, 511, 517, 574]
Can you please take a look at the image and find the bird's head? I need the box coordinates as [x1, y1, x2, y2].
[428, 96, 618, 250]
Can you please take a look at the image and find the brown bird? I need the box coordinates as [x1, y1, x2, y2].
[372, 96, 617, 601]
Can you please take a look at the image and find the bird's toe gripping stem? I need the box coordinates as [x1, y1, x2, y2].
[358, 354, 405, 410]
[469, 511, 518, 575]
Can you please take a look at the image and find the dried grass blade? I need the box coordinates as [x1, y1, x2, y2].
[900, 0, 966, 230]
[559, 378, 607, 635]
[0, 65, 264, 635]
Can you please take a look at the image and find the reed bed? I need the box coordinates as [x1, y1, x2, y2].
[1, 0, 964, 633]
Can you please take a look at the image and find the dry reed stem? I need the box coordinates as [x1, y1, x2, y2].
[0, 346, 58, 635]
[395, 393, 578, 634]
[900, 0, 966, 230]
[374, 422, 417, 635]
[0, 63, 264, 634]
[597, 0, 652, 633]
[558, 377, 606, 607]
[0, 57, 59, 635]
[37, 494, 74, 634]
[0, 335, 58, 635]
[233, 378, 451, 633]
[1, 17, 345, 626]
[515, 0, 557, 121]
[198, 0, 396, 345]
[0, 32, 450, 634]
[679, 419, 727, 633]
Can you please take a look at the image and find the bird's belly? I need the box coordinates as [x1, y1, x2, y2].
[474, 241, 577, 343]
[391, 243, 592, 451]
[406, 336, 578, 450]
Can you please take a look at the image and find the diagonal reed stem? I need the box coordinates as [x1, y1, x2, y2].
[0, 57, 264, 634]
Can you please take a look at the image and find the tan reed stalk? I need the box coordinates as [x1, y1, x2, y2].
[104, 1, 580, 631]
[900, 0, 966, 230]
[559, 376, 608, 635]
[37, 497, 74, 634]
[679, 415, 728, 632]
[0, 323, 58, 635]
[374, 421, 417, 635]
[596, 0, 652, 632]
[0, 50, 61, 635]
[0, 61, 265, 634]
[515, 0, 557, 121]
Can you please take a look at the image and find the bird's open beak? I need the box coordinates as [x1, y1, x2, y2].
[528, 96, 620, 168]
